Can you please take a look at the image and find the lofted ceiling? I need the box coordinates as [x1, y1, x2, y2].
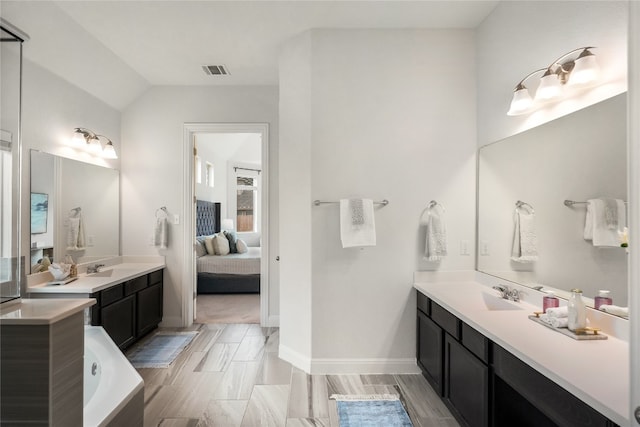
[0, 0, 499, 110]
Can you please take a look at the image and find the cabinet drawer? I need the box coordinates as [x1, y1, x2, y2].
[101, 284, 124, 307]
[417, 291, 430, 315]
[431, 302, 460, 339]
[461, 323, 490, 364]
[125, 275, 148, 296]
[149, 269, 163, 286]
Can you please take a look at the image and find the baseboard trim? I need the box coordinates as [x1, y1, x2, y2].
[309, 358, 421, 375]
[278, 344, 311, 372]
[160, 316, 182, 328]
[266, 314, 280, 327]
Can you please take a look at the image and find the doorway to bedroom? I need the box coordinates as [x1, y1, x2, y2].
[183, 123, 270, 327]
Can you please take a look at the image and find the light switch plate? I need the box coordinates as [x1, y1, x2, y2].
[173, 214, 180, 225]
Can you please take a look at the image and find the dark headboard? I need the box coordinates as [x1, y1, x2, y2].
[196, 200, 221, 236]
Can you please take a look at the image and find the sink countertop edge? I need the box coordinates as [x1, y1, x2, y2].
[27, 262, 165, 294]
[414, 281, 629, 427]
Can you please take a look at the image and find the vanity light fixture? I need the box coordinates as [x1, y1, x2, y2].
[507, 47, 600, 116]
[71, 127, 118, 159]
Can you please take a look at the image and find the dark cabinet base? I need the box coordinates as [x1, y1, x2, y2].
[91, 269, 164, 350]
[416, 291, 617, 427]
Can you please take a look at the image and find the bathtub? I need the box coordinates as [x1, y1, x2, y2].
[84, 326, 144, 426]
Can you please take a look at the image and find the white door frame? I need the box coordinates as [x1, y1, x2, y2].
[182, 123, 270, 327]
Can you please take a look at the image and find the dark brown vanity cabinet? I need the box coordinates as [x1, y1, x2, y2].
[416, 290, 618, 427]
[417, 292, 489, 427]
[91, 269, 163, 349]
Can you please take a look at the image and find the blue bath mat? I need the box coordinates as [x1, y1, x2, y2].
[126, 331, 198, 368]
[332, 394, 413, 427]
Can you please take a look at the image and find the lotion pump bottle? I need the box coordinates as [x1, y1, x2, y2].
[594, 290, 612, 310]
[543, 291, 559, 313]
[568, 288, 586, 331]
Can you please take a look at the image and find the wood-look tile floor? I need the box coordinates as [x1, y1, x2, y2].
[131, 324, 460, 427]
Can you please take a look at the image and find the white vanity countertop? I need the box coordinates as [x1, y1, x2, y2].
[27, 261, 165, 295]
[0, 298, 95, 325]
[414, 279, 629, 426]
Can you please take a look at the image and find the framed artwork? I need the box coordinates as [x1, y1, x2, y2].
[31, 192, 48, 234]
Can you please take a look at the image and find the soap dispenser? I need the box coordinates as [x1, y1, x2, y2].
[568, 288, 586, 331]
[594, 290, 612, 310]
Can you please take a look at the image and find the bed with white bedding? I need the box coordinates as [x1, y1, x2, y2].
[195, 200, 261, 294]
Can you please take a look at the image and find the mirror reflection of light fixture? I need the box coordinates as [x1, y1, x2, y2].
[71, 127, 118, 159]
[507, 47, 599, 116]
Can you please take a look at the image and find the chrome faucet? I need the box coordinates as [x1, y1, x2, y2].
[492, 285, 521, 302]
[86, 264, 105, 274]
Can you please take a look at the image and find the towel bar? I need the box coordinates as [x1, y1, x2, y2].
[313, 199, 389, 206]
[564, 199, 627, 207]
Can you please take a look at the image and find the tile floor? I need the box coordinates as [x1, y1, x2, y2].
[130, 323, 460, 427]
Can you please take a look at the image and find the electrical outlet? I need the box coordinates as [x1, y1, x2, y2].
[460, 240, 470, 256]
[87, 235, 95, 246]
[481, 240, 490, 256]
[173, 214, 180, 225]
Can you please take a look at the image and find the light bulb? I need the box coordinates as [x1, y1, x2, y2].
[569, 49, 599, 85]
[102, 141, 118, 159]
[535, 70, 562, 101]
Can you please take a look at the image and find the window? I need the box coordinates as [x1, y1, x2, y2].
[195, 156, 202, 184]
[236, 175, 257, 232]
[206, 162, 214, 187]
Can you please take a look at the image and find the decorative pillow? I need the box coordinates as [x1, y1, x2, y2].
[236, 238, 248, 254]
[195, 240, 207, 257]
[224, 230, 238, 253]
[204, 235, 216, 255]
[213, 232, 230, 255]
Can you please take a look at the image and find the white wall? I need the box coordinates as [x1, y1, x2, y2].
[120, 85, 279, 326]
[194, 141, 224, 206]
[19, 58, 120, 290]
[628, 2, 640, 424]
[279, 29, 477, 372]
[278, 32, 313, 369]
[476, 1, 628, 147]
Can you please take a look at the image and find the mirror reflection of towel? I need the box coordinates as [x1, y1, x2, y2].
[584, 198, 626, 247]
[154, 217, 168, 249]
[66, 212, 86, 250]
[511, 211, 538, 263]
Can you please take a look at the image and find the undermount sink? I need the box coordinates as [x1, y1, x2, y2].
[481, 292, 524, 311]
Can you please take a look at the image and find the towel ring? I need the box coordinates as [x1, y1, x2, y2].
[515, 200, 535, 214]
[156, 206, 168, 218]
[428, 200, 445, 211]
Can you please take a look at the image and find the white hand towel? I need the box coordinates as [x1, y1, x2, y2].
[340, 199, 376, 248]
[599, 304, 629, 318]
[66, 211, 86, 250]
[511, 211, 538, 263]
[421, 204, 447, 261]
[545, 306, 568, 318]
[154, 217, 168, 249]
[584, 198, 626, 247]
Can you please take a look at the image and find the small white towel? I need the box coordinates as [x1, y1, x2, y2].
[511, 210, 538, 263]
[584, 198, 626, 247]
[545, 306, 568, 318]
[340, 199, 376, 248]
[154, 217, 168, 249]
[539, 313, 568, 328]
[66, 211, 86, 250]
[420, 204, 447, 261]
[599, 304, 629, 318]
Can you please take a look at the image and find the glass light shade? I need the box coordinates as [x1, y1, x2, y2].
[70, 130, 87, 147]
[507, 86, 534, 116]
[88, 137, 102, 154]
[102, 141, 118, 159]
[535, 72, 562, 101]
[221, 219, 234, 230]
[569, 51, 599, 85]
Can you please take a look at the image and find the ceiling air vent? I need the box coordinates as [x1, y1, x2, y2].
[202, 65, 230, 76]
